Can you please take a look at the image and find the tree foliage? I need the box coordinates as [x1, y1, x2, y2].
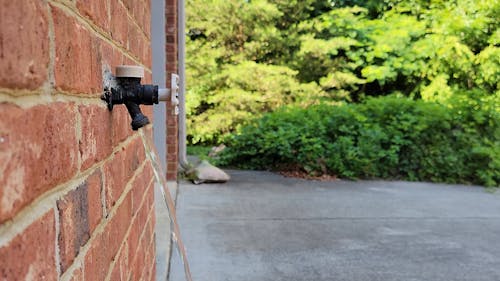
[186, 0, 330, 143]
[186, 0, 499, 144]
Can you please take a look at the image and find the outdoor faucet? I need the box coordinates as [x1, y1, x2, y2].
[101, 65, 179, 130]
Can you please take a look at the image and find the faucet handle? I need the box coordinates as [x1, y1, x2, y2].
[116, 65, 144, 78]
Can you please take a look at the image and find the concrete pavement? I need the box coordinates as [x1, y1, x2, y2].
[169, 170, 500, 281]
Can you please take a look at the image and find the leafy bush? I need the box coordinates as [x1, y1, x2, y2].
[219, 95, 499, 187]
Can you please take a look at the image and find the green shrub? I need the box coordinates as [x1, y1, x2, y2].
[218, 95, 499, 187]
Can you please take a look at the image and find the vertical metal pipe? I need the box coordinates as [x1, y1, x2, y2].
[151, 0, 167, 172]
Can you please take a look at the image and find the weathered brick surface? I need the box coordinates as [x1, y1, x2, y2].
[0, 0, 50, 90]
[83, 231, 109, 281]
[110, 0, 129, 47]
[84, 191, 132, 281]
[99, 40, 125, 74]
[145, 236, 156, 280]
[130, 238, 147, 281]
[69, 266, 84, 281]
[143, 1, 152, 38]
[127, 202, 148, 261]
[0, 102, 78, 223]
[109, 242, 130, 281]
[57, 184, 92, 272]
[52, 6, 102, 94]
[128, 21, 143, 60]
[79, 104, 113, 170]
[57, 170, 103, 273]
[127, 182, 154, 270]
[86, 170, 104, 233]
[111, 106, 134, 146]
[141, 104, 154, 121]
[109, 191, 133, 254]
[1, 1, 160, 279]
[0, 211, 57, 280]
[103, 137, 145, 209]
[131, 165, 153, 215]
[77, 0, 110, 31]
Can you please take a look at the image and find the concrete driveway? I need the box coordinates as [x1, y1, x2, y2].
[169, 170, 500, 281]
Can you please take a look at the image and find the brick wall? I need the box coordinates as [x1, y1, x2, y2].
[0, 0, 163, 280]
[165, 0, 179, 181]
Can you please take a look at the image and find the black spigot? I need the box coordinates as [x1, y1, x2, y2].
[101, 66, 160, 130]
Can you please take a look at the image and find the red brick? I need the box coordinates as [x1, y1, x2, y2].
[57, 171, 101, 274]
[103, 137, 145, 209]
[123, 56, 136, 66]
[131, 165, 153, 215]
[86, 170, 103, 233]
[144, 125, 153, 140]
[127, 202, 149, 264]
[167, 117, 177, 126]
[143, 2, 151, 38]
[0, 0, 49, 89]
[166, 53, 176, 65]
[132, 6, 146, 36]
[167, 136, 177, 145]
[122, 0, 147, 28]
[57, 184, 91, 272]
[110, 0, 129, 46]
[111, 106, 134, 146]
[166, 7, 176, 17]
[0, 103, 78, 223]
[84, 192, 131, 281]
[52, 6, 102, 94]
[130, 239, 146, 281]
[140, 105, 153, 121]
[128, 22, 143, 60]
[166, 35, 175, 44]
[143, 71, 153, 85]
[127, 188, 150, 260]
[166, 44, 176, 52]
[100, 42, 125, 76]
[76, 0, 110, 31]
[109, 242, 129, 281]
[126, 219, 140, 267]
[149, 263, 156, 281]
[79, 104, 113, 170]
[166, 14, 176, 24]
[121, 0, 134, 14]
[0, 211, 57, 280]
[168, 145, 178, 154]
[166, 154, 177, 162]
[84, 233, 109, 281]
[106, 193, 132, 260]
[144, 210, 155, 249]
[103, 152, 127, 210]
[145, 46, 152, 69]
[167, 166, 177, 180]
[144, 240, 156, 280]
[69, 266, 84, 281]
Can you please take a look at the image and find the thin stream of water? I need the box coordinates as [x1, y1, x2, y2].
[140, 130, 193, 281]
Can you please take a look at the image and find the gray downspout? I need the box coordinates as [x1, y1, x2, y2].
[177, 0, 229, 184]
[178, 0, 190, 171]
